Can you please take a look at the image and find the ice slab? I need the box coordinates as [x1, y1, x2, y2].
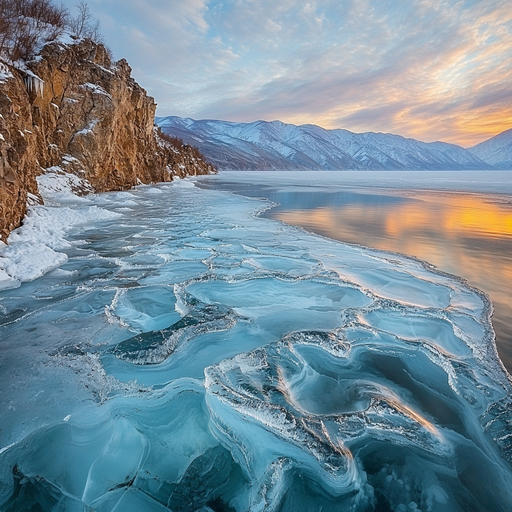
[1, 180, 511, 511]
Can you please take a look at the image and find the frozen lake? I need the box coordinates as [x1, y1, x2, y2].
[1, 174, 512, 511]
[198, 171, 512, 372]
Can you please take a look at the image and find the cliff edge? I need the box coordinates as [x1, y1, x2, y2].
[0, 38, 214, 241]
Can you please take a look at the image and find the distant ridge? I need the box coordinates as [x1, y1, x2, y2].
[156, 116, 494, 171]
[469, 128, 512, 170]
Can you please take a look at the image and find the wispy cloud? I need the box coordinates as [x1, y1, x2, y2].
[63, 0, 512, 146]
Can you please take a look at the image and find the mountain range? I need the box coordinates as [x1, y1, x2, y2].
[468, 128, 512, 169]
[156, 116, 512, 171]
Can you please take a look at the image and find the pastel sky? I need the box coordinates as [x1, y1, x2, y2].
[62, 0, 512, 147]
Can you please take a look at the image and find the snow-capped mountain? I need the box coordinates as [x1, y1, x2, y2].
[156, 116, 492, 171]
[469, 128, 512, 169]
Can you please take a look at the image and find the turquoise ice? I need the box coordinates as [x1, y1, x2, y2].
[0, 180, 511, 511]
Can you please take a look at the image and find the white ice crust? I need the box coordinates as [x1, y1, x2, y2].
[0, 173, 119, 289]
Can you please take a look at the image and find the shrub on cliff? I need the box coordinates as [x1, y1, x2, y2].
[157, 128, 216, 170]
[0, 0, 68, 61]
[156, 128, 217, 175]
[158, 130, 187, 150]
[0, 0, 106, 63]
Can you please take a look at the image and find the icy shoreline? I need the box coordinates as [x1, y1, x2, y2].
[1, 176, 512, 511]
[0, 171, 120, 290]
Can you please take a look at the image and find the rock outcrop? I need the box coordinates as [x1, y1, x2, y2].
[0, 38, 214, 241]
[0, 63, 40, 241]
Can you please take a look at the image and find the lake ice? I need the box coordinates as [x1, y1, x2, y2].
[0, 177, 511, 511]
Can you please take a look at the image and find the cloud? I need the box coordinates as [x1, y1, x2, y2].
[60, 0, 512, 146]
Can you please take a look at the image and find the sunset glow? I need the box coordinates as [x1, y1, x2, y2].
[278, 193, 512, 248]
[274, 190, 512, 365]
[61, 0, 512, 146]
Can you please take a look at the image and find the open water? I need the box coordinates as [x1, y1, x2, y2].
[198, 171, 512, 372]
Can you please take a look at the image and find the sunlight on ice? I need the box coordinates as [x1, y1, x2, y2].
[0, 178, 512, 511]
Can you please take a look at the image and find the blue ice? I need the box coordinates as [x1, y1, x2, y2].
[0, 180, 511, 511]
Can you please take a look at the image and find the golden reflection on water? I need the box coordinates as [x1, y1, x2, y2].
[274, 191, 512, 370]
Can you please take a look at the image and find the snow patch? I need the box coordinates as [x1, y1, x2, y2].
[62, 154, 80, 164]
[26, 192, 40, 206]
[80, 82, 111, 98]
[0, 186, 122, 287]
[0, 268, 20, 291]
[74, 119, 99, 137]
[171, 177, 195, 188]
[37, 167, 92, 204]
[0, 61, 13, 83]
[0, 243, 67, 283]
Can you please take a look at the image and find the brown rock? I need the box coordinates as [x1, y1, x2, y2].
[0, 71, 40, 242]
[0, 39, 214, 242]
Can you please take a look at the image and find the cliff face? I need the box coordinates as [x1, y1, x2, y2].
[0, 38, 214, 241]
[0, 64, 40, 240]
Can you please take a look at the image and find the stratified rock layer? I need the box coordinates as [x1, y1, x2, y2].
[0, 39, 214, 241]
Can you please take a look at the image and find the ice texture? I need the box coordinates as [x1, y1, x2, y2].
[0, 186, 120, 290]
[1, 179, 512, 511]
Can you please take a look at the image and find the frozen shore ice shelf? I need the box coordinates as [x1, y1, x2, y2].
[0, 179, 511, 511]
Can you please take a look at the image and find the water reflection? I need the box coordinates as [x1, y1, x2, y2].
[197, 178, 512, 373]
[274, 192, 512, 372]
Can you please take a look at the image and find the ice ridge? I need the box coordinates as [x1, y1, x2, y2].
[0, 179, 511, 511]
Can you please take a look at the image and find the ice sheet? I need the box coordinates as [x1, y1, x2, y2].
[194, 170, 512, 196]
[1, 178, 511, 511]
[0, 191, 120, 289]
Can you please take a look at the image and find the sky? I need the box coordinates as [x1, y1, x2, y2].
[61, 0, 512, 147]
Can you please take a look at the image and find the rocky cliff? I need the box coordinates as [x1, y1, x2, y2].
[0, 38, 214, 241]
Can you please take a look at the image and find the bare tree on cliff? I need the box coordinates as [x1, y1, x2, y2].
[69, 0, 104, 44]
[0, 0, 107, 63]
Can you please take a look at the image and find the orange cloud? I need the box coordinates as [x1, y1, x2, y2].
[73, 0, 512, 146]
